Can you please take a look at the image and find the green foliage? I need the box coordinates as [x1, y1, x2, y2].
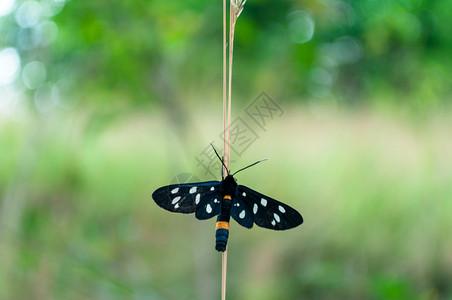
[1, 108, 452, 299]
[1, 0, 451, 107]
[1, 0, 452, 299]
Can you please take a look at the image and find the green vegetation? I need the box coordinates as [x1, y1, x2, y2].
[1, 0, 452, 106]
[1, 108, 451, 299]
[1, 0, 452, 299]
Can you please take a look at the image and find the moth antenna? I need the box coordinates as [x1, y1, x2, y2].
[210, 143, 230, 175]
[232, 158, 268, 176]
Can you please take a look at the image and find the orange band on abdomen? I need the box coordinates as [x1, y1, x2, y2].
[223, 195, 231, 200]
[216, 221, 229, 230]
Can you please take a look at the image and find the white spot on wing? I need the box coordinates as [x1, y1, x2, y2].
[239, 210, 246, 219]
[214, 199, 219, 203]
[171, 196, 181, 204]
[195, 194, 201, 204]
[206, 204, 212, 213]
[174, 203, 179, 209]
[171, 188, 179, 194]
[271, 220, 276, 226]
[210, 187, 215, 191]
[189, 187, 197, 194]
[261, 198, 267, 207]
[278, 205, 286, 213]
[253, 204, 258, 214]
[274, 213, 280, 223]
[242, 192, 246, 196]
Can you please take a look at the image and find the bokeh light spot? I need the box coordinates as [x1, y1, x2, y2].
[15, 1, 42, 28]
[36, 21, 59, 46]
[18, 28, 39, 50]
[330, 1, 356, 27]
[287, 10, 315, 44]
[22, 61, 46, 89]
[308, 67, 334, 98]
[331, 36, 362, 64]
[0, 0, 15, 17]
[34, 83, 55, 113]
[319, 36, 362, 67]
[43, 0, 67, 17]
[0, 48, 21, 86]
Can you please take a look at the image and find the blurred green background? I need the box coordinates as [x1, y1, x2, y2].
[1, 0, 452, 299]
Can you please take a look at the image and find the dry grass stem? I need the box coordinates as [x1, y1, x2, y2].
[223, 2, 247, 299]
[232, 0, 247, 19]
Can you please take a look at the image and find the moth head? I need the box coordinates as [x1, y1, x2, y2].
[224, 174, 236, 183]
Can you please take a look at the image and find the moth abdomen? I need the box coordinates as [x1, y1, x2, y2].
[215, 221, 229, 252]
[215, 195, 232, 252]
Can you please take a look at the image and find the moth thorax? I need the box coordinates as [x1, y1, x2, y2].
[222, 175, 237, 195]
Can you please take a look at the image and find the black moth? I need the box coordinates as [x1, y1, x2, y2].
[152, 145, 303, 252]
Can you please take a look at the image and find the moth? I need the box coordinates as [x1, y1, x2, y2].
[152, 145, 303, 252]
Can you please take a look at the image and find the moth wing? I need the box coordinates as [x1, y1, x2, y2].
[230, 195, 254, 229]
[152, 181, 221, 219]
[237, 185, 303, 230]
[195, 190, 222, 220]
